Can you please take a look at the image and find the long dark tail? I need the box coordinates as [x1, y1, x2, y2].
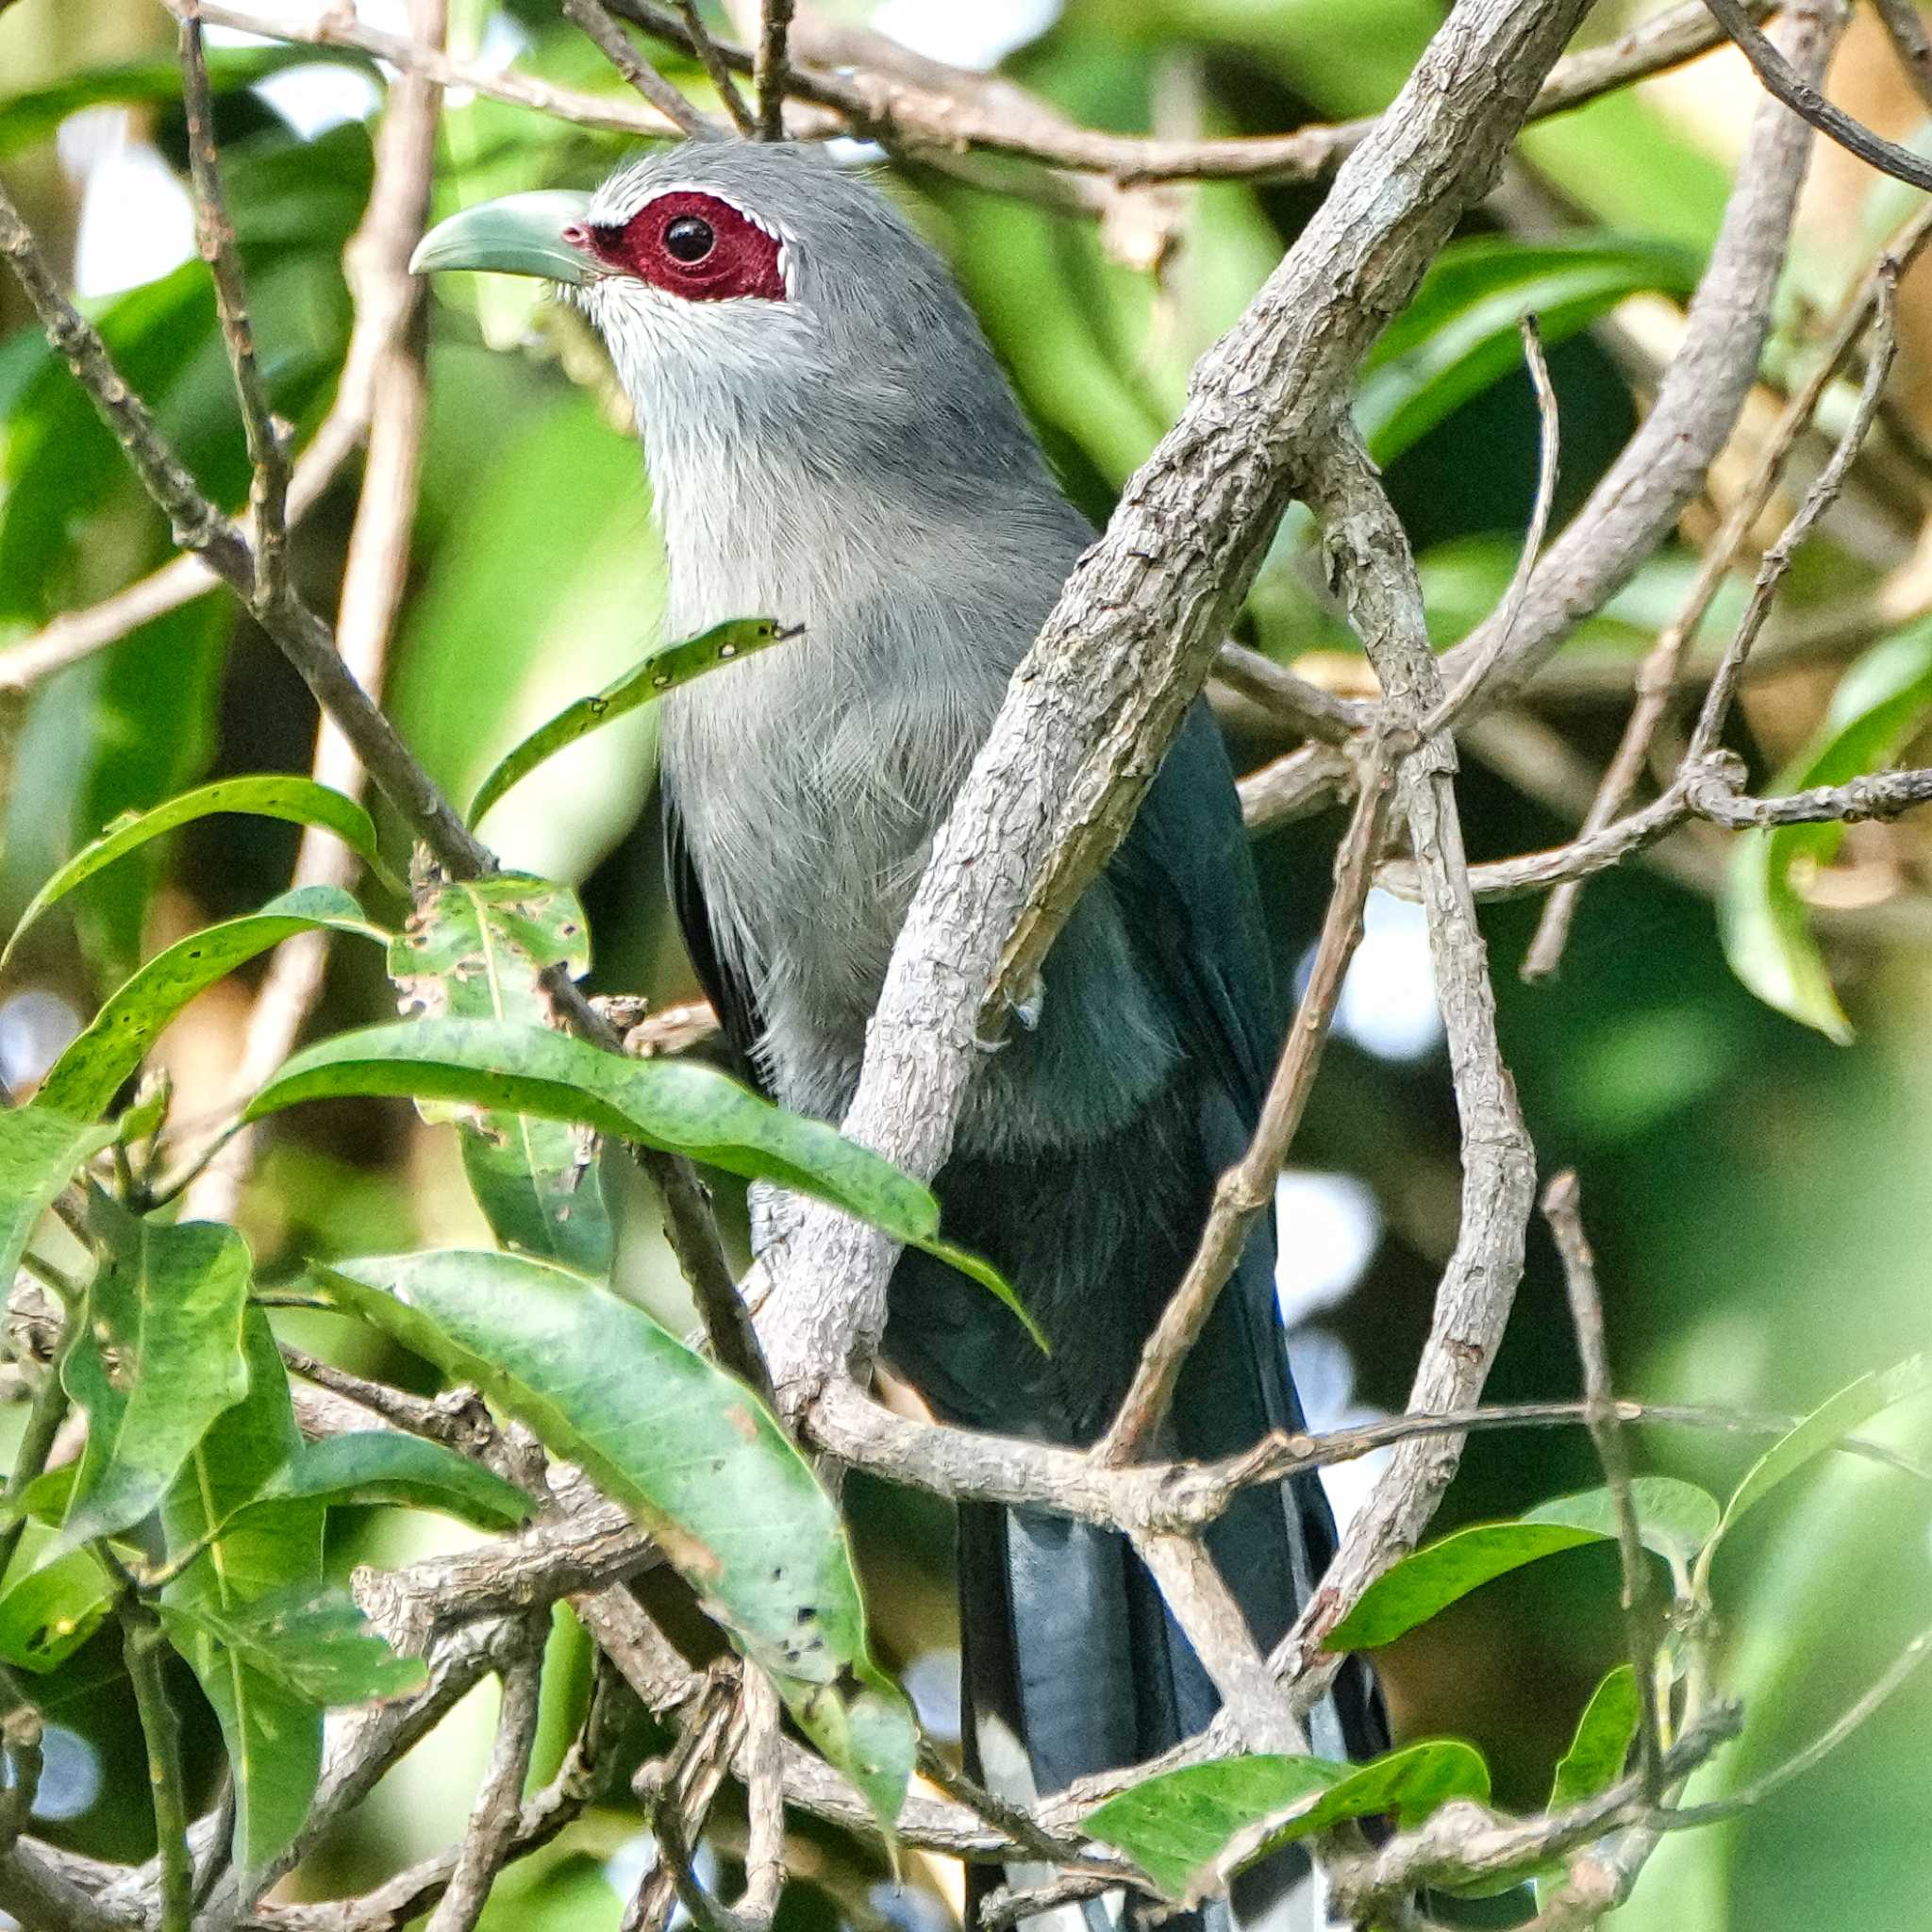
[945, 1235, 1387, 1931]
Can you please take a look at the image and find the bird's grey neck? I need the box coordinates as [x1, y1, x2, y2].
[635, 374, 975, 638]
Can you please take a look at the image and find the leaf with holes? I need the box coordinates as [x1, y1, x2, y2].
[390, 874, 609, 1274]
[1722, 619, 1932, 1041]
[56, 1196, 252, 1556]
[1324, 1477, 1720, 1651]
[34, 886, 385, 1123]
[240, 1431, 532, 1532]
[466, 619, 791, 828]
[2, 775, 391, 974]
[159, 1310, 326, 1879]
[320, 1249, 913, 1829]
[0, 1107, 113, 1291]
[1087, 1741, 1490, 1902]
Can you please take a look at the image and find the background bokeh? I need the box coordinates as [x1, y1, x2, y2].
[3, 1, 1931, 1925]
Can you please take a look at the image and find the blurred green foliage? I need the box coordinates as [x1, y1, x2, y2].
[2, 0, 1931, 1926]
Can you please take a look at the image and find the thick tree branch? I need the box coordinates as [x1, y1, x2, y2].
[749, 0, 1596, 1420]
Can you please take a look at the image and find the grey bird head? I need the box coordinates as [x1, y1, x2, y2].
[410, 142, 1058, 535]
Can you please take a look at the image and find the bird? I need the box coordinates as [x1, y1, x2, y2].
[413, 138, 1384, 1930]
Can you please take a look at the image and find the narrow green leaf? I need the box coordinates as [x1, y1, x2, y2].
[250, 1017, 939, 1248]
[391, 875, 609, 1274]
[57, 1197, 252, 1555]
[320, 1250, 914, 1828]
[1325, 1478, 1719, 1652]
[1550, 1664, 1641, 1809]
[243, 1431, 534, 1531]
[3, 775, 391, 975]
[1087, 1741, 1490, 1902]
[1714, 1356, 1932, 1547]
[1359, 235, 1698, 464]
[466, 619, 793, 828]
[0, 1107, 114, 1291]
[1524, 1475, 1721, 1569]
[1721, 619, 1932, 1040]
[1324, 1523, 1603, 1652]
[158, 1583, 425, 1707]
[33, 886, 385, 1123]
[161, 1310, 326, 1880]
[0, 1549, 112, 1674]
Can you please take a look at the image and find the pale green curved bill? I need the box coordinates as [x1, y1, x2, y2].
[409, 192, 597, 284]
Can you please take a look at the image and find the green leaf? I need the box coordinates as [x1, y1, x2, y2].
[1082, 1756, 1342, 1898]
[7, 1463, 76, 1529]
[243, 1431, 534, 1532]
[390, 876, 610, 1274]
[1713, 1356, 1932, 1548]
[1359, 235, 1699, 464]
[466, 619, 793, 828]
[1324, 1523, 1602, 1652]
[319, 1250, 914, 1828]
[1722, 619, 1932, 1040]
[1086, 1741, 1490, 1902]
[56, 1197, 252, 1555]
[160, 1310, 326, 1880]
[0, 1549, 112, 1674]
[0, 1107, 114, 1291]
[3, 775, 390, 975]
[1524, 1475, 1722, 1570]
[1550, 1664, 1641, 1809]
[1326, 1478, 1720, 1651]
[158, 1582, 425, 1708]
[33, 886, 385, 1123]
[250, 1016, 937, 1247]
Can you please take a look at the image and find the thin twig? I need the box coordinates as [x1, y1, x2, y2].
[610, 0, 1767, 185]
[176, 3, 289, 607]
[1324, 1702, 1742, 1920]
[1521, 204, 1931, 980]
[564, 0, 717, 135]
[0, 171, 485, 877]
[1543, 1173, 1664, 1800]
[752, 0, 794, 140]
[1704, 0, 1932, 192]
[1662, 1624, 1932, 1828]
[1096, 735, 1403, 1463]
[625, 1671, 743, 1932]
[424, 1623, 548, 1932]
[1424, 315, 1560, 734]
[184, 0, 450, 1229]
[673, 1, 758, 134]
[1685, 271, 1901, 763]
[122, 1605, 192, 1932]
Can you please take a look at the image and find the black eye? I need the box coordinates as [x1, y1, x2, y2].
[663, 215, 714, 263]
